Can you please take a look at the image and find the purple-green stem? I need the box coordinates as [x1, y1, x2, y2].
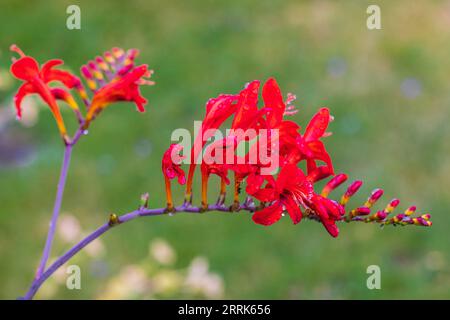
[23, 202, 256, 300]
[27, 127, 85, 294]
[34, 144, 72, 279]
[22, 167, 388, 300]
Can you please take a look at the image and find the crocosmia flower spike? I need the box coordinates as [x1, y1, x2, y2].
[10, 45, 82, 142]
[162, 77, 432, 238]
[83, 48, 155, 128]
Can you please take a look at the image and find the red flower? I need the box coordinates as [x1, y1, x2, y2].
[185, 94, 238, 199]
[298, 107, 334, 175]
[162, 144, 186, 211]
[306, 194, 345, 237]
[261, 77, 287, 128]
[191, 94, 238, 162]
[189, 80, 263, 183]
[247, 164, 313, 226]
[85, 63, 153, 128]
[162, 144, 186, 185]
[10, 45, 81, 140]
[230, 80, 261, 132]
[259, 78, 302, 167]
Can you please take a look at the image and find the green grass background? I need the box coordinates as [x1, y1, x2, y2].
[0, 0, 449, 299]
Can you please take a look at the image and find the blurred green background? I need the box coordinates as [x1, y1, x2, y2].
[0, 0, 449, 299]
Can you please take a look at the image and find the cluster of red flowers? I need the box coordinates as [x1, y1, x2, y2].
[10, 45, 154, 144]
[162, 79, 432, 237]
[8, 46, 431, 238]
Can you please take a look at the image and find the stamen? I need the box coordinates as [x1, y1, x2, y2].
[10, 44, 26, 57]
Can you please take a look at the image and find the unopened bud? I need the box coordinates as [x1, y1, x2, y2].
[340, 180, 363, 205]
[140, 192, 149, 208]
[364, 189, 384, 208]
[405, 206, 417, 216]
[108, 213, 120, 226]
[321, 173, 348, 198]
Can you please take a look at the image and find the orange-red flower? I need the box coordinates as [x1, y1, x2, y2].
[259, 78, 302, 167]
[298, 107, 334, 175]
[185, 94, 238, 200]
[10, 45, 81, 140]
[230, 80, 261, 133]
[306, 194, 344, 237]
[261, 77, 288, 128]
[247, 164, 313, 226]
[162, 144, 186, 185]
[84, 63, 153, 128]
[162, 144, 186, 211]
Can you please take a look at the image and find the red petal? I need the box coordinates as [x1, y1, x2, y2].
[322, 198, 343, 219]
[278, 120, 300, 133]
[41, 59, 64, 75]
[251, 188, 277, 202]
[14, 83, 37, 119]
[162, 144, 186, 185]
[133, 91, 147, 112]
[321, 219, 339, 238]
[276, 164, 299, 190]
[175, 166, 186, 185]
[305, 140, 334, 174]
[306, 165, 333, 183]
[304, 107, 330, 141]
[202, 94, 238, 140]
[284, 196, 302, 224]
[252, 202, 283, 226]
[262, 78, 285, 127]
[278, 120, 301, 147]
[245, 173, 265, 195]
[43, 68, 81, 89]
[10, 57, 39, 81]
[231, 80, 260, 130]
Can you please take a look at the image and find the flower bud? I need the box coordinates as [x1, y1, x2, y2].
[364, 188, 384, 208]
[321, 173, 348, 198]
[340, 180, 363, 205]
